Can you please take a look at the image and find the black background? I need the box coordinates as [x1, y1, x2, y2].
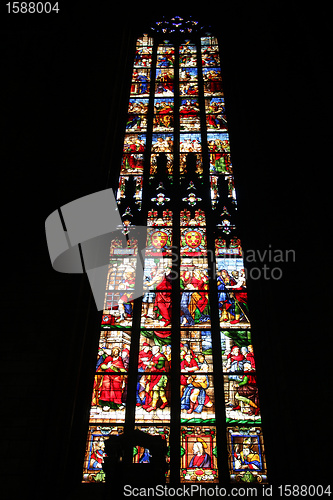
[1, 2, 331, 498]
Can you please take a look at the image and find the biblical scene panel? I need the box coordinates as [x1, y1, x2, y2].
[205, 97, 227, 130]
[141, 292, 172, 328]
[224, 373, 261, 424]
[143, 257, 173, 290]
[216, 257, 246, 287]
[202, 67, 223, 96]
[156, 44, 175, 67]
[217, 254, 250, 328]
[128, 97, 149, 114]
[180, 257, 209, 281]
[125, 113, 147, 132]
[123, 133, 146, 154]
[180, 427, 218, 483]
[90, 374, 127, 423]
[153, 98, 174, 132]
[131, 68, 150, 97]
[82, 426, 124, 483]
[135, 373, 171, 423]
[179, 43, 197, 67]
[180, 133, 202, 153]
[105, 258, 137, 290]
[180, 98, 201, 132]
[179, 71, 199, 97]
[201, 47, 221, 67]
[134, 44, 152, 68]
[180, 291, 210, 329]
[221, 330, 255, 372]
[227, 427, 268, 483]
[180, 330, 213, 373]
[181, 375, 215, 423]
[151, 133, 174, 153]
[120, 153, 144, 175]
[138, 332, 171, 372]
[155, 68, 174, 96]
[96, 330, 131, 372]
[103, 292, 134, 327]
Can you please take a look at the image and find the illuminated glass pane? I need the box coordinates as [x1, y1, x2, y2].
[215, 257, 246, 288]
[90, 374, 127, 423]
[180, 330, 213, 372]
[180, 208, 205, 226]
[180, 227, 207, 256]
[205, 97, 227, 130]
[180, 257, 209, 280]
[82, 426, 124, 483]
[221, 330, 255, 371]
[144, 257, 173, 290]
[180, 133, 202, 153]
[181, 427, 218, 483]
[207, 132, 230, 151]
[103, 292, 134, 327]
[128, 97, 149, 114]
[181, 374, 215, 423]
[131, 69, 150, 96]
[153, 98, 174, 132]
[179, 44, 197, 67]
[138, 332, 171, 371]
[179, 67, 198, 81]
[126, 113, 147, 132]
[215, 236, 242, 257]
[141, 292, 172, 328]
[146, 228, 173, 256]
[123, 133, 146, 153]
[96, 330, 131, 371]
[134, 46, 152, 67]
[135, 374, 171, 423]
[180, 98, 200, 132]
[201, 48, 221, 67]
[224, 373, 261, 423]
[147, 207, 173, 226]
[151, 133, 174, 152]
[217, 267, 250, 328]
[180, 291, 210, 329]
[201, 36, 219, 46]
[105, 258, 137, 290]
[120, 153, 144, 175]
[156, 45, 175, 67]
[155, 68, 174, 96]
[227, 427, 268, 483]
[202, 70, 223, 97]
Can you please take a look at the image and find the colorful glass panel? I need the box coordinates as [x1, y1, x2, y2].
[227, 427, 267, 483]
[181, 427, 218, 483]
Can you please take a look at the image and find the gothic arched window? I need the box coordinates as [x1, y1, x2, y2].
[82, 17, 268, 487]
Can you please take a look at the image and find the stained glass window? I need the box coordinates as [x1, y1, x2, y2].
[82, 21, 268, 487]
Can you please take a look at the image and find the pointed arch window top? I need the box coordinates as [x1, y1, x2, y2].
[151, 16, 203, 35]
